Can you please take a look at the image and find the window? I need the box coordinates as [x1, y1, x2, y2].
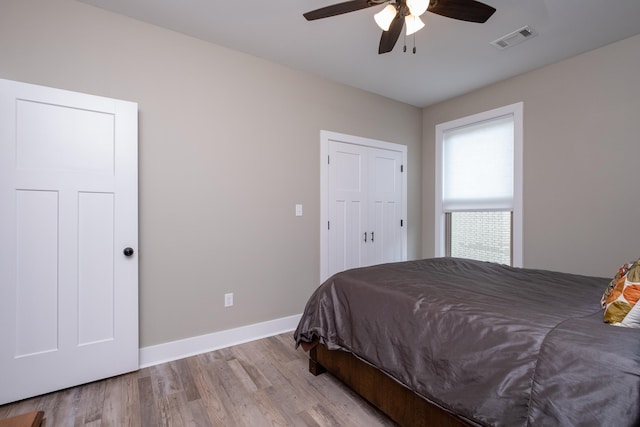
[435, 103, 523, 266]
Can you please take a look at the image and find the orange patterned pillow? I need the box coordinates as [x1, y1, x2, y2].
[603, 259, 640, 326]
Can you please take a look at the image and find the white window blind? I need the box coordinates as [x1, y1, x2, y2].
[442, 115, 514, 211]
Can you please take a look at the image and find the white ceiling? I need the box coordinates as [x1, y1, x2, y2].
[78, 0, 640, 107]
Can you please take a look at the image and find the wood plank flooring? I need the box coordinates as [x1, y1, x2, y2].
[0, 333, 397, 426]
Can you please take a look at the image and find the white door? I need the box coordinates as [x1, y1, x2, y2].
[322, 131, 406, 281]
[368, 148, 404, 266]
[327, 141, 369, 274]
[0, 79, 138, 405]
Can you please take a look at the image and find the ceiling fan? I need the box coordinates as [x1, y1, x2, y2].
[303, 0, 496, 54]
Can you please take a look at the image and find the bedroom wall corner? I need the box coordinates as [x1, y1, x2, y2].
[421, 34, 640, 278]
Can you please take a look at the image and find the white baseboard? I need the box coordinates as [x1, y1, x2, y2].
[139, 313, 302, 368]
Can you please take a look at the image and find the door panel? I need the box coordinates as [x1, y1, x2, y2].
[16, 99, 115, 173]
[15, 190, 59, 357]
[326, 137, 405, 278]
[334, 149, 363, 192]
[370, 149, 403, 266]
[330, 200, 348, 277]
[328, 142, 368, 276]
[78, 192, 115, 345]
[373, 154, 398, 194]
[0, 79, 138, 405]
[348, 200, 364, 270]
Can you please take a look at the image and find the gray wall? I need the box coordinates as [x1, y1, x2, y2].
[0, 0, 423, 347]
[3, 0, 637, 349]
[422, 34, 640, 278]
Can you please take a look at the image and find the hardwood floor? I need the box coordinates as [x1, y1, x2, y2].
[0, 333, 397, 426]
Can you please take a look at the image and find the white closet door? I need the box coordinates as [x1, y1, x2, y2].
[328, 141, 369, 276]
[369, 148, 403, 266]
[324, 133, 406, 280]
[0, 79, 138, 405]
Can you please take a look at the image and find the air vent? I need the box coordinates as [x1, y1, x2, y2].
[491, 26, 537, 50]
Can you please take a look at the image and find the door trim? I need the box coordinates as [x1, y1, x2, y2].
[320, 130, 407, 283]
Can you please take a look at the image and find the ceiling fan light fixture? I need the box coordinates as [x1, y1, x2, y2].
[302, 0, 496, 55]
[407, 0, 429, 17]
[405, 14, 425, 35]
[374, 4, 397, 31]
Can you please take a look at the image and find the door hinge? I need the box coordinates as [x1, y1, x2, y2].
[401, 165, 404, 172]
[328, 221, 330, 230]
[401, 219, 404, 227]
[328, 155, 330, 164]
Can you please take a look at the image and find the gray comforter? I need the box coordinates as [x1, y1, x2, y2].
[294, 258, 640, 426]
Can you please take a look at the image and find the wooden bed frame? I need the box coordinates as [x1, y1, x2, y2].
[309, 343, 471, 427]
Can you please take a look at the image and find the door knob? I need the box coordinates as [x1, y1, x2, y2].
[123, 247, 134, 257]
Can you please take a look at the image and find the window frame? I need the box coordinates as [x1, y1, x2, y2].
[434, 102, 523, 267]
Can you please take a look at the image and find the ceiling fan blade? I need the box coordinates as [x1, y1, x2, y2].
[378, 13, 404, 54]
[303, 0, 375, 21]
[427, 0, 496, 23]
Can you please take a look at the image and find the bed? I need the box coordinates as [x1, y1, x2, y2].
[294, 257, 640, 427]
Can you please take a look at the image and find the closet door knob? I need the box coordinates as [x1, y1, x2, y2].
[123, 247, 134, 257]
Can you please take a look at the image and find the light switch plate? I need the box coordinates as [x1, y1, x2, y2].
[224, 293, 233, 307]
[295, 204, 303, 217]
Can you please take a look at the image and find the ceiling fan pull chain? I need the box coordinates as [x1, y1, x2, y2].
[403, 32, 407, 53]
[413, 33, 417, 54]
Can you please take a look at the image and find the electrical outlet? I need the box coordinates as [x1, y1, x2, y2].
[224, 293, 233, 307]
